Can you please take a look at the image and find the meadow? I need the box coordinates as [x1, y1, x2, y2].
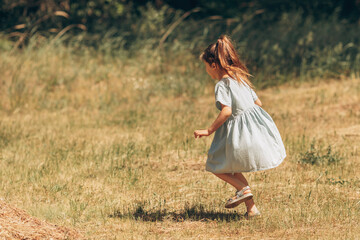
[0, 39, 359, 239]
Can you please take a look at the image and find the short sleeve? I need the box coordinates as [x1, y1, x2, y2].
[215, 81, 232, 110]
[250, 88, 258, 101]
[241, 78, 258, 102]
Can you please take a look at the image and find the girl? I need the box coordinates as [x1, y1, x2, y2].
[194, 35, 286, 219]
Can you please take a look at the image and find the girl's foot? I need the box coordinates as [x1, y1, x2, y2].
[244, 203, 261, 219]
[244, 209, 261, 220]
[225, 186, 253, 208]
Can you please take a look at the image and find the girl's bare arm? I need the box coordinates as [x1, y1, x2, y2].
[194, 104, 232, 138]
[255, 98, 262, 107]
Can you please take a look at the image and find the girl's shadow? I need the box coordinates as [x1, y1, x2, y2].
[109, 204, 246, 222]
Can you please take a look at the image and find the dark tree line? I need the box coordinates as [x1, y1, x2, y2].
[1, 0, 359, 33]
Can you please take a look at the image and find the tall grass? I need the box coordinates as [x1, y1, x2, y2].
[1, 6, 359, 94]
[50, 5, 360, 88]
[0, 29, 359, 113]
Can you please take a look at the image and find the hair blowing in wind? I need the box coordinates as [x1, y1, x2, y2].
[200, 35, 254, 89]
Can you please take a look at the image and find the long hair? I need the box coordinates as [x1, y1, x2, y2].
[200, 35, 254, 89]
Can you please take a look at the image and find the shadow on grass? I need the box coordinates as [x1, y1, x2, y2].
[109, 203, 245, 222]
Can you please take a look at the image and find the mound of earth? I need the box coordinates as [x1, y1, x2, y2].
[0, 199, 82, 240]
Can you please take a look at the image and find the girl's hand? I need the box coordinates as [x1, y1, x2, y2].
[194, 129, 212, 138]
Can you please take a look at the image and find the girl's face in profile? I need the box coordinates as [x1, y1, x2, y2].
[204, 61, 219, 80]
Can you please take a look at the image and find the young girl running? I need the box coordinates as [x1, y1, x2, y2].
[194, 35, 286, 219]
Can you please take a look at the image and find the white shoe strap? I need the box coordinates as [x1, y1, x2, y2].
[236, 186, 250, 197]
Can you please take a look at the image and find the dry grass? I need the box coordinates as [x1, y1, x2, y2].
[0, 199, 82, 239]
[0, 46, 359, 239]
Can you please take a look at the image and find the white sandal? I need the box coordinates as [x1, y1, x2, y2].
[225, 186, 253, 209]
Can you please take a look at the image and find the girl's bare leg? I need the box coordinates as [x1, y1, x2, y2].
[213, 173, 254, 207]
[233, 173, 259, 214]
[213, 173, 248, 191]
[233, 172, 249, 185]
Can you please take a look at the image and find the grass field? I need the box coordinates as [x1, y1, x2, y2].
[0, 45, 359, 239]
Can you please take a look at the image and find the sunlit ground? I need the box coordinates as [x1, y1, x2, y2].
[0, 47, 359, 238]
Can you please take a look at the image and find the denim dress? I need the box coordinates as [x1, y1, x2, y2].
[206, 77, 286, 174]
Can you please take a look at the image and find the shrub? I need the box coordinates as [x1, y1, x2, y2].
[299, 140, 343, 165]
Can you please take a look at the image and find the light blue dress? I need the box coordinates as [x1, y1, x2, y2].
[206, 77, 286, 174]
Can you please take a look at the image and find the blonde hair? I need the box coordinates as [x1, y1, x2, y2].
[200, 35, 254, 89]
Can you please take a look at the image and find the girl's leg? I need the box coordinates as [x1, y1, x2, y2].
[233, 173, 259, 214]
[233, 172, 249, 186]
[213, 173, 247, 190]
[213, 173, 252, 201]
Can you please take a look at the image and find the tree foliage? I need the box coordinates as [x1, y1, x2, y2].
[1, 0, 359, 35]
